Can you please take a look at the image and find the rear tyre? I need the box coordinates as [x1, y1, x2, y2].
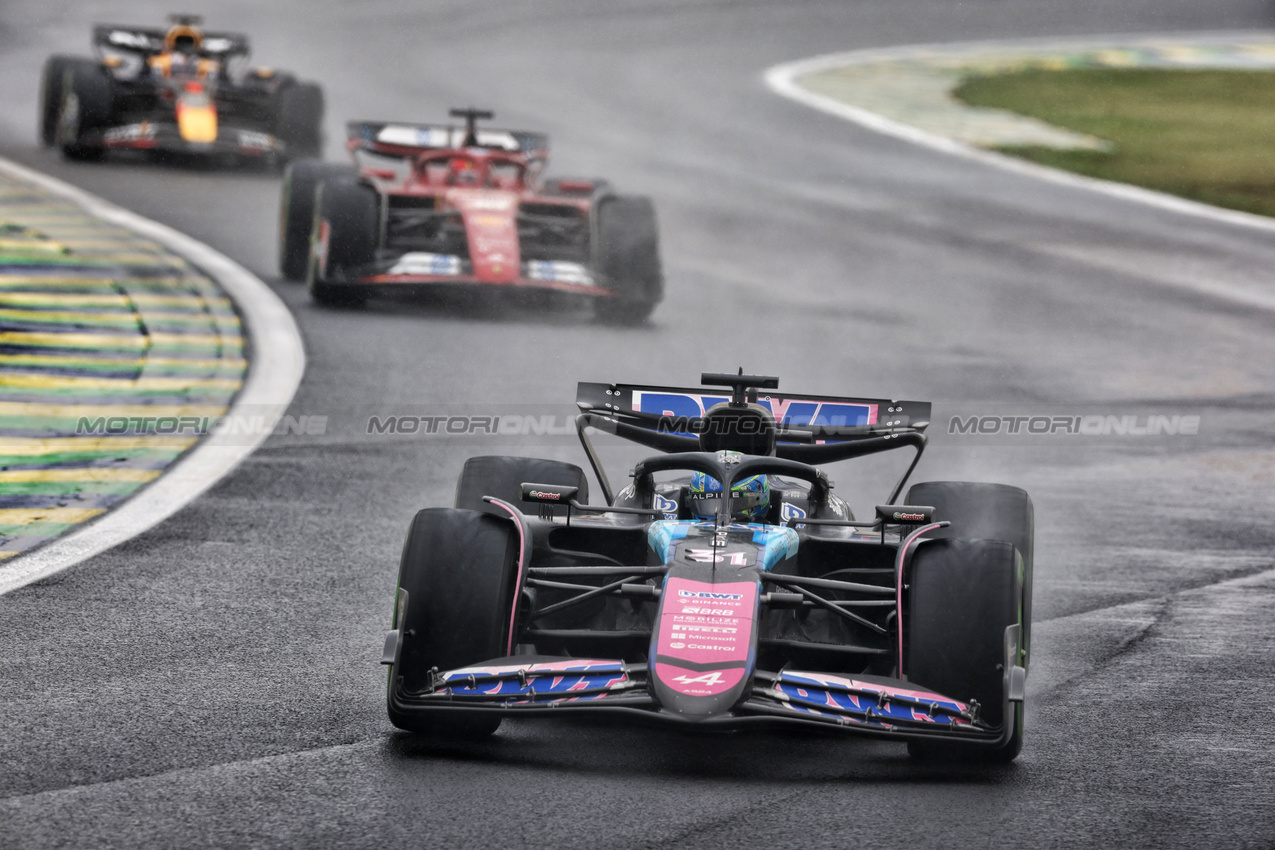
[593, 196, 662, 325]
[906, 481, 1033, 668]
[275, 81, 324, 160]
[55, 59, 115, 161]
[455, 455, 590, 517]
[308, 177, 377, 306]
[279, 160, 355, 280]
[388, 508, 521, 738]
[905, 537, 1024, 763]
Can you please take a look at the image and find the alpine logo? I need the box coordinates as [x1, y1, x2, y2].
[671, 671, 727, 686]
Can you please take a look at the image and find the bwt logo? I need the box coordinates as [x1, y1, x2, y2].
[677, 589, 743, 601]
[948, 414, 1200, 436]
[653, 493, 678, 519]
[634, 392, 874, 430]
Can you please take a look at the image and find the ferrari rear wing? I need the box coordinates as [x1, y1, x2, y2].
[93, 25, 251, 58]
[347, 121, 550, 158]
[575, 380, 931, 504]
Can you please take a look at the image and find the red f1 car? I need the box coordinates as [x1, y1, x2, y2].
[278, 108, 663, 323]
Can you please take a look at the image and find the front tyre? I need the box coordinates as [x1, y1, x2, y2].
[39, 55, 79, 147]
[388, 508, 521, 738]
[279, 160, 355, 280]
[55, 59, 115, 161]
[593, 196, 662, 325]
[308, 177, 377, 306]
[905, 537, 1024, 763]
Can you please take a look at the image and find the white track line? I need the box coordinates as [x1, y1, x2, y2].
[765, 31, 1275, 242]
[0, 155, 305, 596]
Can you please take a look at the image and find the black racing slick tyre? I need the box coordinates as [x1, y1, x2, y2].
[388, 508, 521, 738]
[455, 455, 590, 517]
[279, 160, 355, 280]
[593, 196, 662, 325]
[275, 82, 324, 160]
[905, 537, 1024, 763]
[906, 481, 1034, 668]
[308, 177, 377, 306]
[55, 59, 115, 161]
[39, 55, 78, 147]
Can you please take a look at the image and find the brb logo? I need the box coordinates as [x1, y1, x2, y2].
[632, 392, 876, 431]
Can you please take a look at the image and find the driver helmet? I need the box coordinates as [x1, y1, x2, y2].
[447, 157, 479, 185]
[688, 470, 770, 522]
[165, 25, 203, 54]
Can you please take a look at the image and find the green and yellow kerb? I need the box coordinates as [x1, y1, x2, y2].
[0, 172, 245, 560]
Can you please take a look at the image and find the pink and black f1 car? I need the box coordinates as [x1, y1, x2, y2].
[278, 108, 662, 322]
[39, 16, 323, 164]
[381, 372, 1034, 762]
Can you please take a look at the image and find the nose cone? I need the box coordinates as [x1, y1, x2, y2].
[176, 96, 217, 143]
[649, 574, 759, 718]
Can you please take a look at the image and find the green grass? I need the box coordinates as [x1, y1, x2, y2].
[953, 68, 1275, 217]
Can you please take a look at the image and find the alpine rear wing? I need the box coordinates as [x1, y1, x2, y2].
[346, 121, 550, 159]
[575, 380, 931, 504]
[93, 25, 251, 58]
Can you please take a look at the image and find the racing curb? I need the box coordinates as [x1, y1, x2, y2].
[0, 155, 305, 596]
[766, 30, 1275, 314]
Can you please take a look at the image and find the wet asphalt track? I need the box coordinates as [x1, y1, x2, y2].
[2, 1, 1275, 847]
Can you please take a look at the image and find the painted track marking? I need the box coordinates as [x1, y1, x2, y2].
[0, 156, 304, 594]
[765, 30, 1275, 266]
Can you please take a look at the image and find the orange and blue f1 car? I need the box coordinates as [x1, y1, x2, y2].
[39, 15, 323, 165]
[381, 372, 1033, 762]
